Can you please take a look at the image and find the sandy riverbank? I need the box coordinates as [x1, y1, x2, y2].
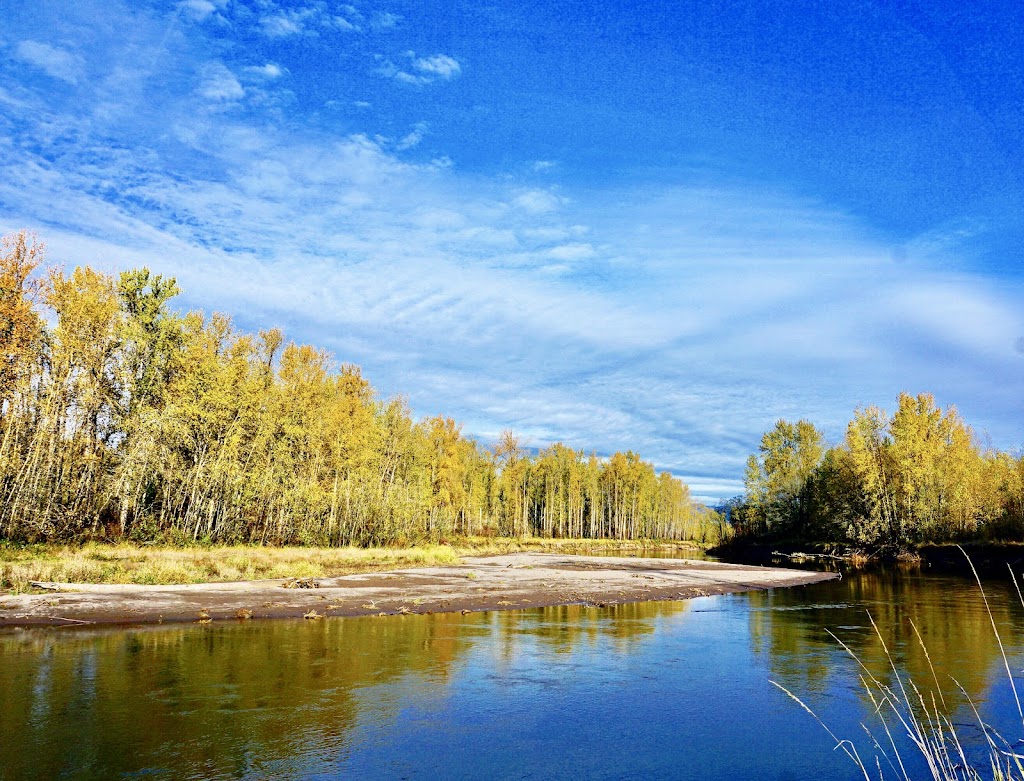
[0, 553, 836, 627]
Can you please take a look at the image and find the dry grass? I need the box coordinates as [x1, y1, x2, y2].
[0, 543, 461, 593]
[0, 537, 702, 593]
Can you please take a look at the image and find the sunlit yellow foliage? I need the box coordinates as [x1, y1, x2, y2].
[0, 231, 46, 408]
[0, 232, 721, 547]
[740, 393, 1024, 546]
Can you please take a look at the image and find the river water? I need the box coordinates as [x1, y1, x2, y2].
[2, 563, 1023, 780]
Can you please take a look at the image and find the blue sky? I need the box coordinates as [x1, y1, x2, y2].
[1, 0, 1022, 501]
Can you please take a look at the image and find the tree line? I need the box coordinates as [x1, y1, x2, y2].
[735, 393, 1024, 547]
[0, 232, 722, 546]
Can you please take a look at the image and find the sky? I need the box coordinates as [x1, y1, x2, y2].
[1, 0, 1022, 502]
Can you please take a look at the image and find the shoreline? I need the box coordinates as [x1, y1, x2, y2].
[0, 553, 836, 628]
[709, 540, 1024, 575]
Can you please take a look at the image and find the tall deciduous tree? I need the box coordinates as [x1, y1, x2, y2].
[0, 231, 46, 412]
[743, 419, 824, 536]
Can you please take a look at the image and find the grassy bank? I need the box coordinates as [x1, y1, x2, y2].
[0, 538, 704, 594]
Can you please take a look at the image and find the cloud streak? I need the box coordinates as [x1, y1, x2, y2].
[14, 41, 83, 84]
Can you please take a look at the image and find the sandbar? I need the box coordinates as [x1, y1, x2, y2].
[0, 553, 837, 627]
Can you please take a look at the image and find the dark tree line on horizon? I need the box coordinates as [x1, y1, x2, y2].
[734, 393, 1024, 547]
[0, 231, 723, 546]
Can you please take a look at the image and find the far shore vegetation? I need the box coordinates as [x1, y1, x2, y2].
[729, 392, 1024, 552]
[0, 231, 725, 568]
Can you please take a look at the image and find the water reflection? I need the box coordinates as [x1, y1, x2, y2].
[746, 566, 1024, 714]
[497, 600, 689, 651]
[1, 569, 1022, 780]
[0, 601, 690, 780]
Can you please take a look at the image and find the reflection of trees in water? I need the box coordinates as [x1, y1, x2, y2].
[747, 567, 1024, 714]
[488, 601, 690, 666]
[0, 601, 689, 778]
[0, 615, 470, 779]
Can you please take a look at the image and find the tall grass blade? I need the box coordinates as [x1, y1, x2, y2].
[958, 546, 1024, 732]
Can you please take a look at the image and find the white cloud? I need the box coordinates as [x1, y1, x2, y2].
[14, 40, 83, 84]
[520, 226, 588, 244]
[332, 15, 360, 32]
[453, 226, 517, 246]
[0, 86, 33, 110]
[397, 132, 422, 150]
[377, 52, 462, 85]
[260, 13, 304, 37]
[198, 61, 243, 101]
[396, 122, 428, 150]
[521, 227, 574, 242]
[372, 12, 402, 29]
[513, 189, 564, 214]
[412, 209, 467, 230]
[412, 54, 461, 80]
[246, 63, 284, 79]
[547, 243, 596, 261]
[258, 4, 352, 37]
[176, 0, 226, 21]
[883, 281, 1019, 357]
[680, 476, 745, 504]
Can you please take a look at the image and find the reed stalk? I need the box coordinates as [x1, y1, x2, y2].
[772, 548, 1024, 780]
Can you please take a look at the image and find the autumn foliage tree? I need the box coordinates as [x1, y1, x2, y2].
[742, 419, 825, 537]
[0, 231, 46, 410]
[0, 231, 722, 547]
[738, 393, 1024, 547]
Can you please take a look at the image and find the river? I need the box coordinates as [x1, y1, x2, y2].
[2, 562, 1022, 780]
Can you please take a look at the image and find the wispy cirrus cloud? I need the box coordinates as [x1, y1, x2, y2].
[2, 0, 1022, 504]
[197, 61, 244, 101]
[8, 88, 1020, 502]
[396, 122, 428, 150]
[176, 0, 227, 22]
[13, 40, 83, 84]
